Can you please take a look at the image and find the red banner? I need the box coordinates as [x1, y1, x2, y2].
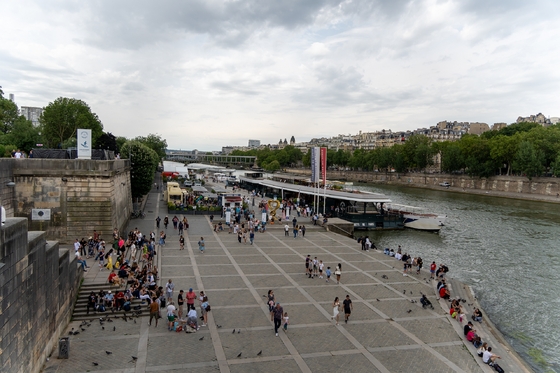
[320, 147, 326, 186]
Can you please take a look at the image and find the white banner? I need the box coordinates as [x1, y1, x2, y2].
[77, 129, 92, 159]
[262, 212, 267, 223]
[311, 147, 320, 183]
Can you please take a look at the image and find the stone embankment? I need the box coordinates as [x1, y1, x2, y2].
[286, 168, 560, 204]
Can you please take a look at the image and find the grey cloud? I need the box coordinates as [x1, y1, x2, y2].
[74, 0, 419, 50]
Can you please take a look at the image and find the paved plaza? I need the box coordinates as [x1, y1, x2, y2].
[43, 186, 523, 373]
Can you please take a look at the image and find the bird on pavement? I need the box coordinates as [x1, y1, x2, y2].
[407, 310, 412, 313]
[199, 336, 204, 340]
[131, 356, 137, 360]
[232, 329, 236, 334]
[237, 352, 242, 358]
[257, 350, 262, 356]
[106, 351, 112, 355]
[92, 362, 99, 366]
[113, 326, 116, 331]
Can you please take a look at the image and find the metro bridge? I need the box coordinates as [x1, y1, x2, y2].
[166, 151, 256, 167]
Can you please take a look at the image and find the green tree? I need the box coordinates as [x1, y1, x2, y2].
[440, 142, 465, 173]
[121, 141, 159, 198]
[402, 134, 432, 171]
[458, 135, 496, 177]
[262, 159, 281, 172]
[551, 154, 560, 177]
[39, 97, 103, 148]
[512, 141, 544, 180]
[0, 95, 19, 134]
[134, 133, 167, 160]
[4, 116, 42, 152]
[489, 134, 521, 175]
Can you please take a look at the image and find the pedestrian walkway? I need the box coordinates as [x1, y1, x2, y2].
[44, 184, 531, 373]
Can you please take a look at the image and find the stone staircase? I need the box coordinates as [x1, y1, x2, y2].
[72, 282, 150, 321]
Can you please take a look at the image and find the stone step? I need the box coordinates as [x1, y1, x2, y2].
[72, 308, 150, 321]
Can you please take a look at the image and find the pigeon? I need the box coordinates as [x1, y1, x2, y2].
[134, 319, 137, 324]
[217, 325, 222, 328]
[403, 290, 406, 294]
[257, 350, 262, 356]
[131, 356, 138, 360]
[106, 351, 112, 355]
[238, 330, 240, 334]
[199, 336, 204, 340]
[107, 318, 113, 323]
[410, 291, 413, 294]
[122, 315, 128, 322]
[73, 331, 80, 335]
[232, 329, 236, 334]
[237, 352, 242, 358]
[87, 324, 91, 327]
[92, 362, 99, 366]
[102, 326, 105, 330]
[113, 326, 116, 331]
[262, 295, 266, 297]
[376, 298, 380, 302]
[407, 310, 412, 313]
[81, 328, 86, 332]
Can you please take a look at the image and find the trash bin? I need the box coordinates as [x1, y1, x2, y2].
[58, 337, 70, 359]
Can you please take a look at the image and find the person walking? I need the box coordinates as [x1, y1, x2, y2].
[164, 216, 169, 229]
[165, 279, 175, 302]
[335, 263, 342, 284]
[178, 221, 184, 235]
[149, 297, 159, 327]
[156, 216, 161, 229]
[343, 294, 353, 324]
[267, 290, 275, 321]
[249, 229, 255, 245]
[284, 224, 289, 236]
[198, 237, 205, 253]
[179, 235, 185, 250]
[159, 231, 166, 249]
[331, 297, 340, 325]
[273, 303, 283, 336]
[301, 225, 306, 237]
[177, 290, 184, 318]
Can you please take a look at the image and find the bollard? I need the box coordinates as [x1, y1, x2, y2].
[58, 337, 70, 359]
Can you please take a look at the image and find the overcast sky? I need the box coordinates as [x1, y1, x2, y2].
[1, 0, 559, 150]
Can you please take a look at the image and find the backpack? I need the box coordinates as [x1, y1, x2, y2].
[97, 304, 106, 312]
[123, 301, 131, 312]
[160, 298, 166, 308]
[493, 364, 505, 373]
[357, 237, 362, 243]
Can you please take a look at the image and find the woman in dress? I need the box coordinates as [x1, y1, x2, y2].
[198, 237, 205, 253]
[159, 231, 166, 248]
[332, 297, 340, 325]
[267, 290, 275, 321]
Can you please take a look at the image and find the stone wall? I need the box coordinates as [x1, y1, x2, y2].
[11, 159, 132, 243]
[285, 168, 560, 197]
[0, 159, 16, 218]
[0, 218, 81, 373]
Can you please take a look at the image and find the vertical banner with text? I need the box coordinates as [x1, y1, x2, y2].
[320, 147, 327, 186]
[77, 128, 92, 159]
[311, 147, 320, 183]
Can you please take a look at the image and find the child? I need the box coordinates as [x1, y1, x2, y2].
[318, 260, 324, 279]
[325, 267, 331, 283]
[283, 312, 289, 331]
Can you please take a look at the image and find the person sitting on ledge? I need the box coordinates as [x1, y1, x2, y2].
[439, 285, 450, 299]
[384, 247, 390, 255]
[420, 294, 434, 309]
[472, 308, 483, 323]
[389, 248, 395, 257]
[482, 346, 501, 366]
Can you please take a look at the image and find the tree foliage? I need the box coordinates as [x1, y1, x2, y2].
[121, 141, 159, 198]
[39, 97, 103, 148]
[134, 134, 167, 159]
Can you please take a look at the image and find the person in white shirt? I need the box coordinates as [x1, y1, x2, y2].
[167, 301, 177, 331]
[187, 307, 199, 329]
[482, 347, 500, 365]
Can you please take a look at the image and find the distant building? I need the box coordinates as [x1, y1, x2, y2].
[248, 139, 260, 148]
[9, 93, 14, 101]
[20, 106, 43, 126]
[516, 113, 552, 126]
[468, 122, 490, 135]
[549, 117, 559, 124]
[492, 122, 507, 131]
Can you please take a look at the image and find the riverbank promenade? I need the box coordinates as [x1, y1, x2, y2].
[44, 187, 531, 373]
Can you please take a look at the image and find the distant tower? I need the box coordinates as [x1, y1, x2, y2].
[290, 136, 295, 145]
[279, 139, 283, 145]
[9, 93, 14, 101]
[283, 139, 287, 145]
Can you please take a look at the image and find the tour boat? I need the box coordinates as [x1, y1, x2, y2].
[386, 204, 446, 232]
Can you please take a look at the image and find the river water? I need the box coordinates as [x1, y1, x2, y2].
[353, 183, 559, 372]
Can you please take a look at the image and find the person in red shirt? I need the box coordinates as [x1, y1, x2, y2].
[186, 288, 196, 311]
[430, 261, 437, 279]
[439, 285, 450, 299]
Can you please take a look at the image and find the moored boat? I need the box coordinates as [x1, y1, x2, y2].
[386, 204, 446, 232]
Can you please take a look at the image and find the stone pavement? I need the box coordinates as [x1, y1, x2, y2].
[43, 185, 529, 373]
